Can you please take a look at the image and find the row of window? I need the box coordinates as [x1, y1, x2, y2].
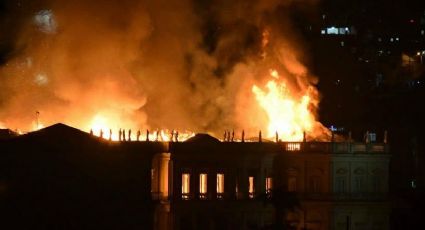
[181, 173, 273, 200]
[287, 176, 322, 193]
[335, 177, 384, 193]
[181, 174, 384, 198]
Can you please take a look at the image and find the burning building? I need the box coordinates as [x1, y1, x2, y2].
[0, 123, 390, 229]
[0, 1, 391, 228]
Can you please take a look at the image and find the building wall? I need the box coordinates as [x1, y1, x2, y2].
[151, 138, 390, 230]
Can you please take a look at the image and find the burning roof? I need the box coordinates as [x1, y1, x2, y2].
[0, 0, 329, 141]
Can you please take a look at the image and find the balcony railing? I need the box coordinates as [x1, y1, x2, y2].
[299, 192, 389, 201]
[280, 142, 389, 154]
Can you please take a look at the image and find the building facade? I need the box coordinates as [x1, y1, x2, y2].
[152, 135, 390, 230]
[0, 124, 390, 229]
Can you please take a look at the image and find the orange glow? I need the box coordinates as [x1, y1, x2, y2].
[182, 173, 190, 199]
[248, 176, 255, 198]
[88, 113, 121, 140]
[87, 113, 195, 142]
[266, 177, 272, 193]
[199, 173, 208, 195]
[217, 173, 224, 194]
[252, 69, 317, 141]
[32, 121, 44, 131]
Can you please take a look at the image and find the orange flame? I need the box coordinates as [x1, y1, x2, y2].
[88, 113, 194, 142]
[32, 122, 45, 131]
[252, 69, 317, 141]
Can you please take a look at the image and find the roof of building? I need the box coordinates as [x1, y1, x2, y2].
[27, 122, 88, 137]
[0, 128, 18, 140]
[185, 133, 221, 144]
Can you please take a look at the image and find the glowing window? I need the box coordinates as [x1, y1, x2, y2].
[181, 173, 190, 199]
[217, 173, 224, 198]
[326, 27, 338, 34]
[266, 177, 273, 194]
[249, 176, 255, 198]
[199, 173, 207, 199]
[286, 143, 301, 151]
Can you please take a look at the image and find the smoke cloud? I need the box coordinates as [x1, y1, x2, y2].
[0, 0, 323, 138]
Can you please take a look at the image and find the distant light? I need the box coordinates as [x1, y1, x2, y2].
[327, 26, 338, 35]
[410, 19, 415, 23]
[396, 37, 399, 41]
[378, 37, 382, 42]
[411, 179, 416, 189]
[390, 38, 394, 42]
[321, 29, 326, 34]
[417, 52, 421, 56]
[340, 41, 345, 47]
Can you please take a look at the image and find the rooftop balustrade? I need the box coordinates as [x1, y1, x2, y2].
[279, 141, 389, 154]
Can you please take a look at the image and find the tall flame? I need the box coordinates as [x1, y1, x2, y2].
[252, 69, 317, 141]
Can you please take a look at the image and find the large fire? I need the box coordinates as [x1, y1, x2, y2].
[88, 113, 195, 142]
[2, 68, 327, 143]
[252, 69, 318, 142]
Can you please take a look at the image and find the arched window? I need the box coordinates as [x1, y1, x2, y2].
[216, 173, 224, 199]
[309, 176, 321, 193]
[248, 176, 255, 198]
[199, 173, 208, 199]
[182, 173, 190, 200]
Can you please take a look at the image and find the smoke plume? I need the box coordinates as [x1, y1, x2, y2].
[0, 0, 324, 138]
